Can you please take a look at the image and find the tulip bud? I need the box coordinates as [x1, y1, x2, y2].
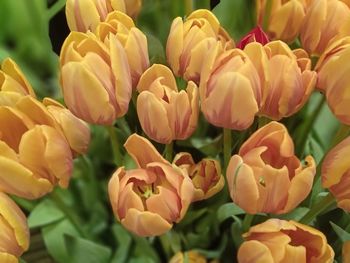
[173, 152, 224, 202]
[66, 0, 142, 32]
[60, 32, 132, 125]
[0, 192, 29, 261]
[315, 37, 350, 125]
[237, 26, 269, 49]
[169, 251, 209, 263]
[136, 64, 199, 144]
[237, 219, 334, 262]
[343, 240, 350, 263]
[166, 9, 234, 84]
[199, 48, 261, 130]
[256, 0, 309, 43]
[96, 11, 149, 88]
[226, 121, 315, 214]
[108, 134, 194, 236]
[244, 41, 316, 120]
[300, 0, 350, 56]
[0, 58, 35, 97]
[321, 136, 350, 211]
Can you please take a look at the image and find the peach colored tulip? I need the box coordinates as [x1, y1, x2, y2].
[95, 11, 149, 88]
[244, 41, 316, 120]
[226, 121, 315, 214]
[315, 37, 350, 125]
[169, 251, 209, 263]
[108, 134, 194, 236]
[300, 0, 350, 56]
[60, 32, 132, 125]
[199, 48, 261, 130]
[0, 192, 29, 262]
[237, 219, 334, 263]
[321, 136, 350, 211]
[66, 0, 142, 32]
[343, 241, 350, 263]
[0, 58, 35, 97]
[256, 0, 310, 43]
[166, 9, 234, 84]
[136, 64, 198, 144]
[173, 152, 224, 201]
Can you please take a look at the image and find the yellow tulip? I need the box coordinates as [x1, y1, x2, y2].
[169, 251, 208, 263]
[226, 121, 315, 214]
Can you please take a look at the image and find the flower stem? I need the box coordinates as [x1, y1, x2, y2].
[258, 116, 271, 128]
[223, 128, 232, 172]
[107, 126, 123, 167]
[46, 0, 66, 20]
[299, 192, 335, 225]
[165, 141, 174, 162]
[242, 214, 254, 232]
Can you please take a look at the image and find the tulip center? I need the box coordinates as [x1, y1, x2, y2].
[137, 184, 156, 198]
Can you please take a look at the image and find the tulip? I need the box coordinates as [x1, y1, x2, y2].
[95, 11, 149, 88]
[226, 121, 315, 214]
[343, 240, 350, 263]
[66, 0, 142, 32]
[300, 0, 350, 56]
[315, 37, 350, 125]
[173, 152, 224, 201]
[244, 41, 316, 120]
[169, 251, 209, 263]
[0, 58, 35, 97]
[108, 134, 194, 236]
[321, 136, 350, 211]
[136, 64, 199, 144]
[166, 9, 234, 84]
[0, 192, 29, 262]
[60, 32, 132, 125]
[237, 26, 269, 49]
[237, 219, 334, 263]
[256, 0, 309, 43]
[199, 48, 261, 130]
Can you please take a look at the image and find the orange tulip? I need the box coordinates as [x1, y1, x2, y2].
[226, 121, 315, 214]
[343, 240, 350, 263]
[169, 251, 209, 263]
[95, 11, 149, 88]
[166, 9, 234, 84]
[300, 0, 350, 56]
[237, 219, 334, 263]
[315, 37, 350, 125]
[244, 41, 316, 120]
[199, 48, 261, 130]
[60, 32, 132, 125]
[0, 192, 29, 262]
[66, 0, 142, 32]
[256, 0, 310, 43]
[136, 64, 198, 144]
[173, 152, 224, 202]
[108, 134, 194, 236]
[321, 136, 350, 211]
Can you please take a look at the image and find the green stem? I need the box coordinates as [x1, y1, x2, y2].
[242, 214, 254, 232]
[258, 116, 271, 128]
[165, 141, 174, 162]
[46, 0, 66, 20]
[299, 193, 335, 224]
[223, 128, 232, 172]
[107, 126, 123, 167]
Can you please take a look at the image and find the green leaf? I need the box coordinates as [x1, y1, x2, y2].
[28, 199, 64, 228]
[146, 33, 166, 64]
[133, 236, 160, 263]
[217, 203, 245, 224]
[276, 207, 309, 221]
[330, 222, 350, 242]
[176, 208, 208, 229]
[111, 224, 132, 263]
[42, 219, 80, 263]
[65, 235, 112, 263]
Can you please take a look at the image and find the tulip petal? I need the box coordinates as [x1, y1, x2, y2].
[281, 244, 306, 262]
[166, 17, 184, 76]
[237, 240, 274, 263]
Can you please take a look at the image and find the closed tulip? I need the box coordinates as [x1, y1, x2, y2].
[256, 0, 310, 43]
[237, 26, 269, 49]
[226, 121, 315, 214]
[199, 48, 261, 130]
[0, 192, 29, 262]
[343, 241, 350, 263]
[66, 0, 142, 32]
[108, 134, 194, 236]
[300, 0, 350, 56]
[173, 152, 224, 202]
[166, 9, 234, 84]
[237, 219, 334, 263]
[244, 41, 316, 120]
[136, 64, 198, 144]
[321, 136, 350, 211]
[169, 251, 209, 263]
[60, 32, 132, 125]
[96, 11, 149, 88]
[315, 37, 350, 125]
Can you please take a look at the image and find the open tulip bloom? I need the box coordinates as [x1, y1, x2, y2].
[4, 0, 350, 262]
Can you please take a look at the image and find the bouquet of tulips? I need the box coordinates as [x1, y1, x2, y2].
[1, 0, 350, 262]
